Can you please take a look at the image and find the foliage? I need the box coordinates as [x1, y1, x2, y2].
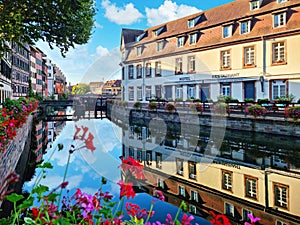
[0, 98, 39, 152]
[134, 101, 142, 110]
[148, 102, 158, 110]
[165, 103, 175, 112]
[274, 97, 290, 103]
[213, 102, 228, 115]
[189, 103, 204, 112]
[0, 0, 95, 56]
[217, 96, 238, 103]
[71, 84, 90, 95]
[257, 98, 270, 104]
[284, 106, 300, 121]
[246, 104, 267, 118]
[244, 98, 254, 103]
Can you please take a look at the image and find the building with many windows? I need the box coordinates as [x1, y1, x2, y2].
[121, 0, 300, 102]
[0, 43, 12, 104]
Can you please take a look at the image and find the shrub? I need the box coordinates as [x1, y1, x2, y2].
[257, 98, 270, 104]
[246, 104, 267, 118]
[214, 102, 228, 115]
[275, 97, 290, 104]
[165, 103, 175, 112]
[133, 101, 141, 110]
[190, 103, 204, 112]
[284, 106, 300, 121]
[148, 102, 158, 110]
[244, 98, 254, 103]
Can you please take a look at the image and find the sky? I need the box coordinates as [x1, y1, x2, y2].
[37, 0, 233, 85]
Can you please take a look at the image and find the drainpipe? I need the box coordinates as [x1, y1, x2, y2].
[261, 36, 266, 97]
[142, 60, 146, 102]
[264, 170, 269, 210]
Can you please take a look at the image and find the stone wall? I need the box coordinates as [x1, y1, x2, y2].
[107, 104, 300, 137]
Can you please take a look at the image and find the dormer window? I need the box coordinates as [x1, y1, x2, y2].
[273, 11, 286, 28]
[152, 26, 166, 37]
[250, 0, 260, 10]
[177, 36, 185, 47]
[136, 32, 147, 42]
[189, 33, 198, 45]
[136, 46, 142, 56]
[188, 15, 202, 28]
[278, 0, 287, 3]
[223, 24, 233, 38]
[240, 20, 251, 34]
[156, 41, 164, 52]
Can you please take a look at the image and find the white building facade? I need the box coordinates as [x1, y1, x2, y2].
[121, 0, 300, 103]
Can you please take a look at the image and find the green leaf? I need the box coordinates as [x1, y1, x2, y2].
[37, 162, 53, 169]
[18, 197, 34, 209]
[6, 193, 24, 203]
[47, 193, 59, 202]
[24, 217, 36, 224]
[32, 185, 49, 195]
[57, 144, 64, 151]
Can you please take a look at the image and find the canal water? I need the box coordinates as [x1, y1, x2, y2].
[10, 114, 300, 224]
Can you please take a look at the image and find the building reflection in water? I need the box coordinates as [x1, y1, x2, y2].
[121, 110, 300, 225]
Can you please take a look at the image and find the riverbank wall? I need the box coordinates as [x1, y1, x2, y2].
[107, 104, 300, 137]
[0, 114, 33, 205]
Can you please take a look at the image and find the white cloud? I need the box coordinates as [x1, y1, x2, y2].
[101, 0, 143, 25]
[94, 21, 103, 29]
[96, 45, 109, 57]
[145, 0, 201, 26]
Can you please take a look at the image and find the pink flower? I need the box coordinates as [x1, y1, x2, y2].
[244, 213, 261, 225]
[117, 180, 135, 199]
[181, 213, 194, 225]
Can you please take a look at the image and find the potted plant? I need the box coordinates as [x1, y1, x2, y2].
[284, 106, 300, 121]
[257, 98, 270, 104]
[275, 97, 290, 104]
[214, 102, 228, 115]
[148, 101, 158, 111]
[165, 103, 175, 112]
[246, 104, 267, 118]
[189, 103, 204, 113]
[133, 101, 141, 110]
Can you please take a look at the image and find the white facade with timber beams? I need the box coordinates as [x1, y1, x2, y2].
[120, 0, 300, 102]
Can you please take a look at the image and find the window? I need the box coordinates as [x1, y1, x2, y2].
[137, 149, 142, 162]
[176, 158, 184, 175]
[272, 41, 286, 64]
[250, 0, 260, 10]
[278, 0, 288, 3]
[189, 205, 197, 214]
[137, 87, 142, 101]
[222, 170, 232, 191]
[187, 85, 195, 99]
[178, 186, 185, 197]
[136, 46, 142, 56]
[128, 87, 134, 101]
[188, 56, 195, 72]
[146, 150, 152, 166]
[221, 84, 231, 97]
[177, 36, 185, 47]
[221, 50, 231, 69]
[157, 41, 164, 52]
[276, 220, 288, 225]
[156, 152, 162, 169]
[274, 12, 286, 28]
[188, 19, 195, 28]
[129, 147, 134, 158]
[189, 33, 197, 45]
[155, 85, 161, 98]
[274, 183, 288, 209]
[223, 25, 233, 38]
[245, 176, 257, 199]
[136, 32, 147, 41]
[146, 86, 151, 100]
[146, 63, 151, 77]
[224, 202, 234, 217]
[136, 64, 142, 79]
[155, 61, 161, 76]
[128, 65, 134, 79]
[242, 209, 253, 222]
[190, 190, 198, 202]
[272, 80, 286, 99]
[157, 178, 164, 189]
[152, 26, 165, 37]
[175, 58, 183, 74]
[188, 161, 196, 179]
[176, 86, 183, 100]
[240, 20, 251, 34]
[244, 46, 255, 66]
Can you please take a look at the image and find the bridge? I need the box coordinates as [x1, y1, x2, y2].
[39, 96, 108, 121]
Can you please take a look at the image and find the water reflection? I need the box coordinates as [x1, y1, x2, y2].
[123, 111, 300, 225]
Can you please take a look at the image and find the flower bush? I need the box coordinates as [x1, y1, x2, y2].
[134, 101, 142, 110]
[213, 102, 228, 115]
[284, 106, 300, 121]
[0, 98, 39, 152]
[148, 102, 158, 111]
[165, 103, 175, 112]
[189, 103, 204, 113]
[246, 104, 267, 118]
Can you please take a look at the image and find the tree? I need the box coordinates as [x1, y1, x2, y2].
[72, 83, 90, 95]
[0, 0, 95, 56]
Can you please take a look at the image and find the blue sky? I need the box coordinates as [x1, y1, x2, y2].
[38, 0, 233, 85]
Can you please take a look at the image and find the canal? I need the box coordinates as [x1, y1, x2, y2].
[3, 111, 300, 224]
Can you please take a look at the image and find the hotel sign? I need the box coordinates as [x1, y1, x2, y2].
[212, 73, 240, 79]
